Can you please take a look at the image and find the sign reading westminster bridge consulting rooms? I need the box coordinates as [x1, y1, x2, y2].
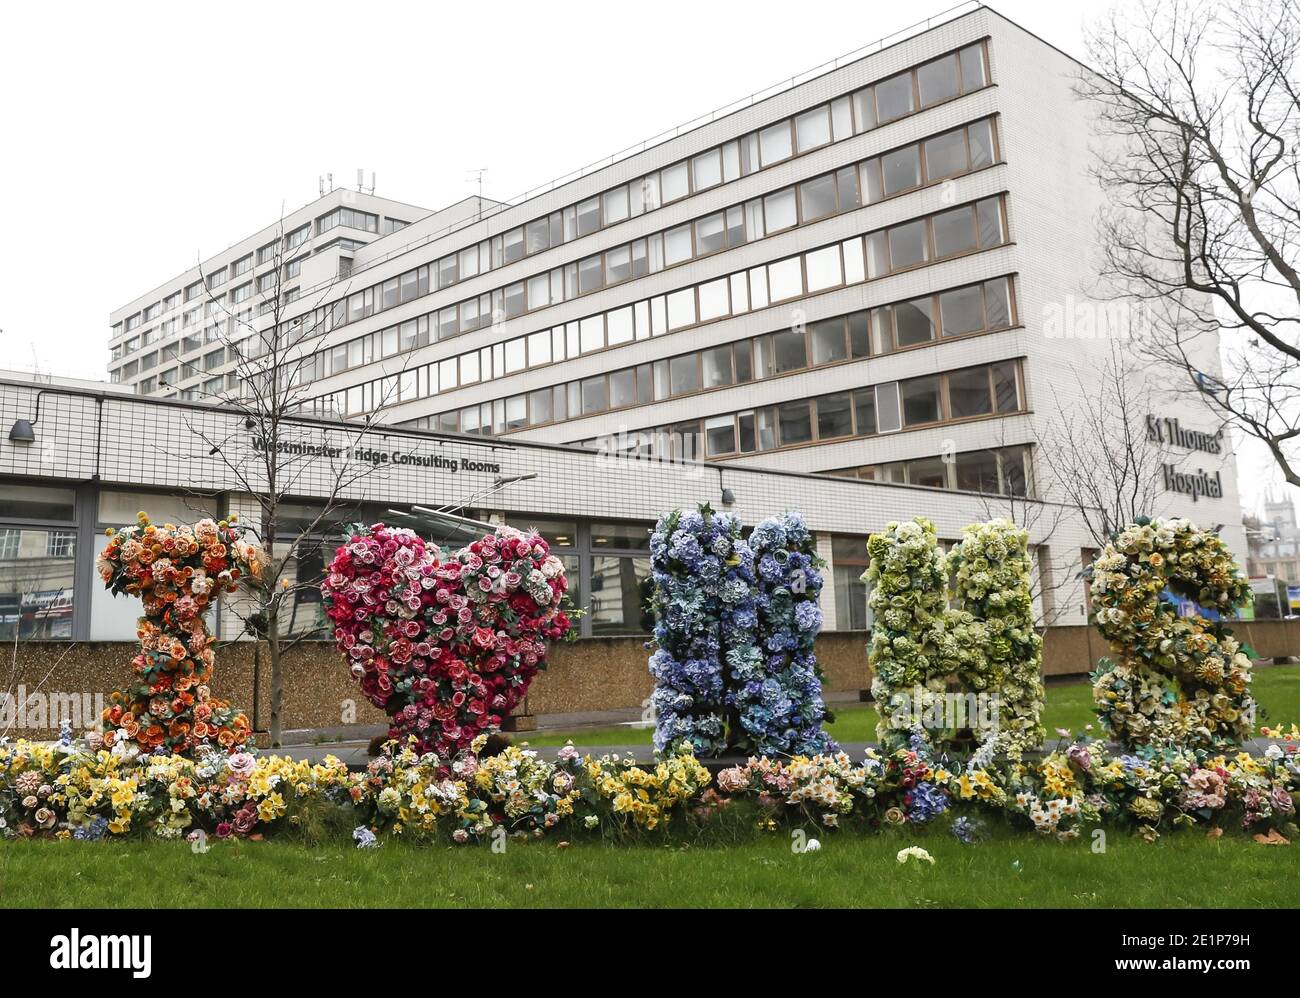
[1146, 414, 1227, 503]
[247, 430, 503, 476]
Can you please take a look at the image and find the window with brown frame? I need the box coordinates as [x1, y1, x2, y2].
[390, 275, 1019, 434]
[828, 445, 1033, 499]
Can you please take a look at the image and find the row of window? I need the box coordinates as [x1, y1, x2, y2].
[827, 444, 1032, 496]
[296, 194, 1009, 419]
[423, 360, 1023, 461]
[580, 359, 1024, 460]
[111, 41, 990, 367]
[114, 210, 397, 361]
[317, 207, 379, 235]
[124, 238, 1000, 381]
[405, 276, 1016, 435]
[279, 116, 1000, 366]
[114, 281, 313, 381]
[350, 41, 990, 314]
[114, 61, 995, 378]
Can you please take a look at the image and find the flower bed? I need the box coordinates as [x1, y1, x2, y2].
[4, 727, 1296, 847]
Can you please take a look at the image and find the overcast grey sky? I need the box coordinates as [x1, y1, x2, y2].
[0, 0, 1285, 510]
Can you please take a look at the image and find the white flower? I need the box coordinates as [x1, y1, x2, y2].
[803, 837, 822, 851]
[896, 846, 935, 865]
[1266, 744, 1284, 760]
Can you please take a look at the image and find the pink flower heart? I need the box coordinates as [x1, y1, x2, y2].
[321, 523, 572, 759]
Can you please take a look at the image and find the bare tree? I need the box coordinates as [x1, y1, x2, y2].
[1034, 342, 1172, 548]
[1080, 0, 1300, 484]
[160, 212, 410, 747]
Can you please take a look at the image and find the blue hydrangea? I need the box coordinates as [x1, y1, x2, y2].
[74, 817, 109, 841]
[794, 601, 822, 632]
[648, 507, 835, 758]
[648, 506, 758, 754]
[732, 511, 836, 757]
[951, 815, 979, 844]
[905, 781, 949, 824]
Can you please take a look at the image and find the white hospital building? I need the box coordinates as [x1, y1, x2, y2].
[2, 3, 1243, 645]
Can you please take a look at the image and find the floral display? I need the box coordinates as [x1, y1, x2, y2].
[3, 725, 1296, 846]
[647, 506, 838, 757]
[863, 518, 960, 751]
[349, 738, 473, 840]
[647, 505, 758, 755]
[95, 512, 263, 756]
[947, 518, 1044, 759]
[18, 506, 1292, 855]
[1088, 517, 1254, 750]
[0, 731, 709, 845]
[1021, 735, 1300, 842]
[347, 735, 583, 844]
[716, 731, 1298, 843]
[462, 741, 581, 840]
[741, 512, 835, 756]
[863, 517, 1043, 760]
[0, 732, 350, 841]
[717, 751, 880, 828]
[581, 749, 713, 833]
[321, 523, 572, 760]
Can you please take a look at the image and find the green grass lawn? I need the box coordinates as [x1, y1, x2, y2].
[521, 663, 1300, 748]
[2, 830, 1294, 908]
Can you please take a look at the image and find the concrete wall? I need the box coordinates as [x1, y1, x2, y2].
[7, 621, 1297, 741]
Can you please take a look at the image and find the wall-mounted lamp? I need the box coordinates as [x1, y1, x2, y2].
[8, 418, 35, 444]
[716, 464, 736, 507]
[8, 390, 47, 445]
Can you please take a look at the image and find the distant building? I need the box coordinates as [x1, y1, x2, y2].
[1246, 493, 1300, 584]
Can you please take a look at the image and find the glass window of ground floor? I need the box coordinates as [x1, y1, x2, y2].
[0, 484, 79, 640]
